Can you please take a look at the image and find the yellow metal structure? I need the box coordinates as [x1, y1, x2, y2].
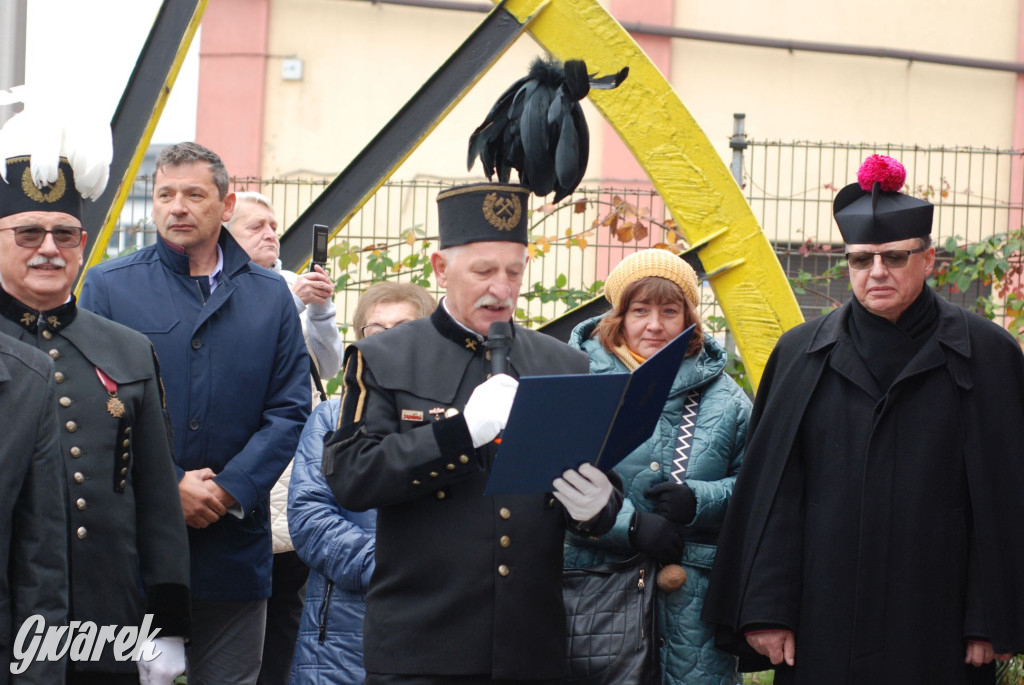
[499, 0, 804, 389]
[82, 0, 802, 388]
[76, 0, 208, 294]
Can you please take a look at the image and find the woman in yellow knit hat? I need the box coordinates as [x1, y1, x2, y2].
[564, 248, 751, 684]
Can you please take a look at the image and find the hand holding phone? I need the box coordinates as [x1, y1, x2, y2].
[311, 224, 329, 272]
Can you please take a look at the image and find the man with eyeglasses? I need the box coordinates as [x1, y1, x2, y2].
[0, 134, 190, 682]
[705, 154, 1024, 684]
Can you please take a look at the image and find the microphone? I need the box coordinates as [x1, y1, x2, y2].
[485, 321, 512, 376]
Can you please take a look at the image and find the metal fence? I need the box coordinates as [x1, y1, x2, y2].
[741, 140, 1024, 318]
[108, 139, 1024, 344]
[109, 177, 688, 344]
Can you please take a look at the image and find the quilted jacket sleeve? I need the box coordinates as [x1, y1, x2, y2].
[288, 400, 375, 590]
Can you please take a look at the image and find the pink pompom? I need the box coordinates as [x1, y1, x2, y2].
[857, 154, 906, 192]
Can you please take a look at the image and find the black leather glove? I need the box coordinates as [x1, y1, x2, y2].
[644, 481, 697, 525]
[628, 511, 684, 565]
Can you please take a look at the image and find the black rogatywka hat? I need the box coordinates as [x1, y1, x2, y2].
[436, 182, 530, 249]
[0, 156, 83, 220]
[833, 154, 933, 244]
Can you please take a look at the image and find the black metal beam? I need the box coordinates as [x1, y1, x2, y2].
[78, 0, 205, 287]
[279, 1, 531, 270]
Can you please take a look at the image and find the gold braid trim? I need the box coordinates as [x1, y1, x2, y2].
[352, 350, 367, 425]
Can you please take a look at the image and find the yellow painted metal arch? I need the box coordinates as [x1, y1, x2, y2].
[75, 0, 208, 295]
[499, 0, 804, 390]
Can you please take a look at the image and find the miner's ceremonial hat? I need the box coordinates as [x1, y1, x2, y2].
[0, 86, 112, 221]
[436, 183, 530, 249]
[833, 154, 933, 244]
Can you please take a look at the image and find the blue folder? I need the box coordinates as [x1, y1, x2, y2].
[484, 324, 696, 495]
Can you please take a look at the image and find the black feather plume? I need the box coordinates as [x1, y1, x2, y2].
[468, 57, 628, 201]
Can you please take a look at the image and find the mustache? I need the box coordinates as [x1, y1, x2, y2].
[474, 295, 515, 310]
[27, 255, 67, 268]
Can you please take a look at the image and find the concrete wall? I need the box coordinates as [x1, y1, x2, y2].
[257, 0, 605, 183]
[671, 0, 1020, 159]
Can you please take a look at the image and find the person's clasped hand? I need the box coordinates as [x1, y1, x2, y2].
[645, 481, 697, 525]
[463, 373, 519, 448]
[136, 636, 186, 685]
[552, 463, 614, 523]
[629, 511, 685, 564]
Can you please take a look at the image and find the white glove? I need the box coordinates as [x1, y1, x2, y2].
[552, 462, 614, 523]
[462, 373, 519, 448]
[137, 636, 186, 685]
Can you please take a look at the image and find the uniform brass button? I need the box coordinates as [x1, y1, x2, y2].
[412, 480, 421, 486]
[48, 349, 59, 360]
[76, 498, 86, 511]
[498, 564, 510, 577]
[73, 472, 85, 484]
[446, 463, 455, 471]
[119, 479, 127, 489]
[54, 371, 64, 383]
[486, 373, 492, 379]
[650, 462, 660, 471]
[76, 527, 87, 540]
[459, 455, 470, 464]
[436, 491, 446, 500]
[124, 427, 131, 435]
[41, 330, 53, 340]
[444, 407, 459, 418]
[500, 535, 511, 548]
[59, 397, 71, 407]
[123, 439, 130, 448]
[69, 446, 81, 458]
[485, 350, 492, 361]
[429, 471, 438, 478]
[65, 421, 78, 433]
[122, 452, 129, 461]
[499, 507, 511, 520]
[120, 467, 128, 476]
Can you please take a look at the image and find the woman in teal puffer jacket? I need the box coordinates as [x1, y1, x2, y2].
[564, 249, 751, 685]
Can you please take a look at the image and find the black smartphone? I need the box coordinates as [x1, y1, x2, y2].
[311, 224, 329, 272]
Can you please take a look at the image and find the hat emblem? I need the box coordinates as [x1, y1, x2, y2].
[21, 166, 67, 204]
[482, 192, 522, 232]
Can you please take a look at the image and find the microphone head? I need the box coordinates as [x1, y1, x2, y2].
[487, 321, 512, 346]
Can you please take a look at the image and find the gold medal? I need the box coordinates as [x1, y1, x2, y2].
[106, 394, 126, 418]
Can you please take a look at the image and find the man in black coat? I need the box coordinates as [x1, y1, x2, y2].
[0, 136, 190, 684]
[703, 154, 1024, 684]
[0, 335, 68, 684]
[323, 182, 623, 685]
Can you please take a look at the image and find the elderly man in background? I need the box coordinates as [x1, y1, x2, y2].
[0, 113, 188, 684]
[80, 142, 310, 685]
[226, 190, 343, 685]
[227, 191, 342, 383]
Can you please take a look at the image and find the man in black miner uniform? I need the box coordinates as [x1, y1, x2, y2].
[0, 129, 190, 684]
[323, 182, 624, 685]
[703, 155, 1024, 684]
[0, 333, 68, 684]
